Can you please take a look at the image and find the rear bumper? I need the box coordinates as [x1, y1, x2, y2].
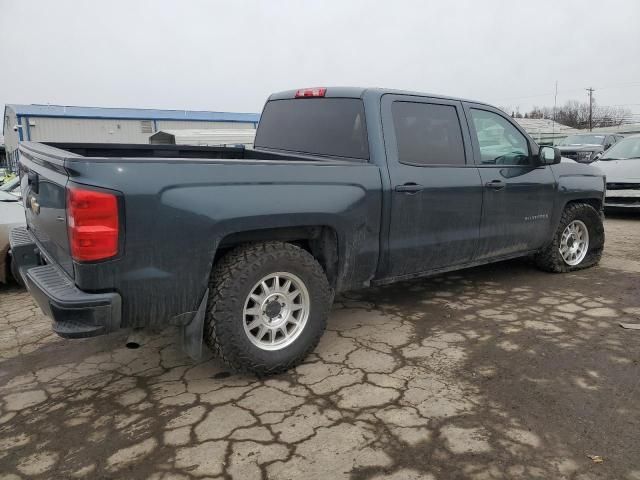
[9, 226, 121, 338]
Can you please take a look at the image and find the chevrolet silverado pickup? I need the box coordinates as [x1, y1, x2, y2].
[11, 87, 606, 374]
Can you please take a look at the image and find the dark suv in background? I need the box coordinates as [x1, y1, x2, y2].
[557, 133, 624, 163]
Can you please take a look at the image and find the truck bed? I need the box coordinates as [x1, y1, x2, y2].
[17, 141, 383, 333]
[44, 142, 349, 163]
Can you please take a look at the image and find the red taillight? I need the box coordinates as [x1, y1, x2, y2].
[295, 87, 327, 98]
[67, 187, 119, 261]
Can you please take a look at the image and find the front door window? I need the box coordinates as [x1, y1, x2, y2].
[469, 109, 530, 166]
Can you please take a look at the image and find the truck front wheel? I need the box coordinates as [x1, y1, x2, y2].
[535, 202, 604, 273]
[204, 242, 332, 375]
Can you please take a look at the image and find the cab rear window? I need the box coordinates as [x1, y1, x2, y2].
[255, 98, 369, 161]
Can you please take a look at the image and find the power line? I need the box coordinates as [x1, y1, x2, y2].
[488, 81, 640, 103]
[594, 81, 640, 90]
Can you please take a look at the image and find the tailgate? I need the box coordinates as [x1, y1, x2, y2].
[19, 143, 74, 277]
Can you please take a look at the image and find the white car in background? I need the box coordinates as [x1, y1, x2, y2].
[0, 177, 25, 284]
[592, 135, 640, 209]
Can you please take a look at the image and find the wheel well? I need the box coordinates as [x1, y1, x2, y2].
[214, 226, 339, 287]
[565, 198, 603, 212]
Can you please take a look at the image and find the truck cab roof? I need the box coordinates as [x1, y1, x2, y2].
[268, 86, 493, 107]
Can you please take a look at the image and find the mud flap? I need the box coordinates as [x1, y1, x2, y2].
[181, 288, 208, 360]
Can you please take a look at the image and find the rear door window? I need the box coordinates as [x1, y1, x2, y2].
[391, 102, 466, 166]
[254, 98, 369, 160]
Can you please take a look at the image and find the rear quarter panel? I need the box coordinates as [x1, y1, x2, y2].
[65, 158, 382, 328]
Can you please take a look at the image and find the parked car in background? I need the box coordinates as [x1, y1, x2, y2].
[1, 180, 25, 284]
[11, 87, 606, 375]
[0, 169, 17, 185]
[557, 133, 624, 163]
[593, 134, 640, 209]
[1, 176, 20, 192]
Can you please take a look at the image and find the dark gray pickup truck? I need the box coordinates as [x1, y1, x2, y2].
[11, 87, 606, 374]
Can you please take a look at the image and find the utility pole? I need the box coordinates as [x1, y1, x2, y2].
[552, 81, 558, 143]
[586, 87, 594, 131]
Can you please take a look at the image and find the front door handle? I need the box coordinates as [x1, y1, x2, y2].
[485, 180, 506, 190]
[395, 183, 424, 194]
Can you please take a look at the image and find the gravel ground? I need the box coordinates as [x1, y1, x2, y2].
[0, 213, 639, 480]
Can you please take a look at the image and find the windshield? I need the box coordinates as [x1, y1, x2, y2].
[600, 137, 640, 160]
[558, 134, 605, 146]
[255, 98, 369, 160]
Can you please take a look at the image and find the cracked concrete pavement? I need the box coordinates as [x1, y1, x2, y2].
[1, 213, 639, 479]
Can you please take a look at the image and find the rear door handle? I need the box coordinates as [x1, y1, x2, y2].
[485, 180, 506, 190]
[395, 183, 424, 194]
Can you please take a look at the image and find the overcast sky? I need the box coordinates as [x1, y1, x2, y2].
[1, 0, 639, 119]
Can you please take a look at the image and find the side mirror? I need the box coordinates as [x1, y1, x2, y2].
[539, 146, 561, 165]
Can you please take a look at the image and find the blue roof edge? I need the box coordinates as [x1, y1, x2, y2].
[6, 104, 260, 123]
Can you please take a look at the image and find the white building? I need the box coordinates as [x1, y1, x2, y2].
[149, 129, 256, 147]
[514, 118, 579, 145]
[514, 117, 640, 145]
[2, 104, 260, 171]
[589, 123, 640, 136]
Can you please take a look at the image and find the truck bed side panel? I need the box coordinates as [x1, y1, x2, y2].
[65, 159, 382, 328]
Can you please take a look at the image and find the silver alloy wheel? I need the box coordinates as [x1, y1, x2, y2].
[559, 220, 589, 266]
[243, 272, 310, 351]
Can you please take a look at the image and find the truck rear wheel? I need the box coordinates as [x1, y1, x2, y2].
[204, 242, 332, 375]
[535, 202, 604, 273]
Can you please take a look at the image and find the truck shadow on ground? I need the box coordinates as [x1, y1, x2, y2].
[0, 259, 639, 479]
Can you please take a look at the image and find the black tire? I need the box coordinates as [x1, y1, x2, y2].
[535, 202, 604, 273]
[204, 242, 332, 375]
